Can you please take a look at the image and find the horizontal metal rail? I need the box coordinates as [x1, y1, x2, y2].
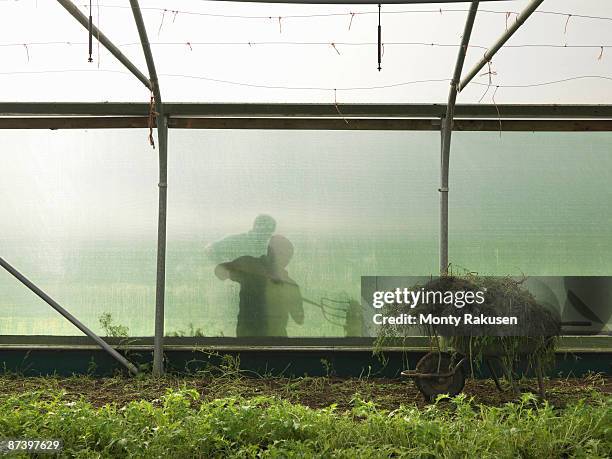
[1, 103, 612, 119]
[0, 335, 609, 353]
[1, 117, 612, 132]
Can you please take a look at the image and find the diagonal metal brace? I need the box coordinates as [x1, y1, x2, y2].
[56, 0, 152, 91]
[0, 256, 139, 375]
[458, 0, 545, 92]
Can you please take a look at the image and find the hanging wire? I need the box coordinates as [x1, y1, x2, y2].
[348, 11, 356, 30]
[492, 85, 502, 137]
[68, 4, 612, 24]
[0, 40, 612, 56]
[334, 89, 349, 125]
[564, 14, 572, 34]
[2, 69, 610, 94]
[147, 91, 156, 149]
[12, 1, 612, 35]
[158, 8, 167, 37]
[5, 41, 612, 54]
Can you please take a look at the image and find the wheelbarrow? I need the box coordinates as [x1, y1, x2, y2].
[401, 320, 591, 401]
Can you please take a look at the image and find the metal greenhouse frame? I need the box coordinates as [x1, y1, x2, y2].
[1, 0, 609, 376]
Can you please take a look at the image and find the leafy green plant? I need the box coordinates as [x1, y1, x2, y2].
[320, 358, 334, 377]
[98, 312, 129, 338]
[167, 323, 206, 337]
[0, 388, 609, 458]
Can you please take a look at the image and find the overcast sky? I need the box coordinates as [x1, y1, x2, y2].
[0, 0, 611, 104]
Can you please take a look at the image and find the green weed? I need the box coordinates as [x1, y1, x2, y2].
[0, 388, 609, 458]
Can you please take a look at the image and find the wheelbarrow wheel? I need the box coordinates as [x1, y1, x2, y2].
[414, 352, 466, 401]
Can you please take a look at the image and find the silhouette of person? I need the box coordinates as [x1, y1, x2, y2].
[215, 235, 304, 337]
[204, 214, 276, 264]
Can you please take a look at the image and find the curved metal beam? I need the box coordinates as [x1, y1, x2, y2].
[439, 1, 479, 275]
[458, 0, 545, 92]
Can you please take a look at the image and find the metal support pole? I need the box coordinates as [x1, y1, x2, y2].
[152, 114, 168, 377]
[129, 0, 167, 377]
[458, 0, 545, 92]
[440, 1, 479, 275]
[0, 257, 139, 375]
[56, 0, 152, 91]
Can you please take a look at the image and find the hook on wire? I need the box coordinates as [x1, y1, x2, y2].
[564, 14, 572, 34]
[333, 89, 350, 125]
[158, 9, 167, 37]
[349, 12, 356, 30]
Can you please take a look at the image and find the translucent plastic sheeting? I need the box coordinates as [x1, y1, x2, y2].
[165, 130, 612, 338]
[449, 132, 612, 276]
[166, 130, 439, 338]
[2, 1, 612, 104]
[0, 129, 610, 338]
[0, 129, 158, 336]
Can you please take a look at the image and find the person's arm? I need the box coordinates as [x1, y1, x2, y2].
[289, 286, 305, 325]
[205, 238, 233, 265]
[215, 256, 253, 282]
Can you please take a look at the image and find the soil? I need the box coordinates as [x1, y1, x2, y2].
[0, 374, 609, 411]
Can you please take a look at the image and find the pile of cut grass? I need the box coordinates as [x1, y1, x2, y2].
[377, 275, 562, 377]
[417, 275, 560, 337]
[0, 388, 610, 458]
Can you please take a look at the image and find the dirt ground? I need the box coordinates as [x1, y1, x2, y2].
[0, 374, 609, 410]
